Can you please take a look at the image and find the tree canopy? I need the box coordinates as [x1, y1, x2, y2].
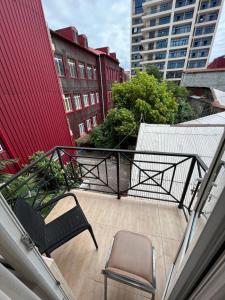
[89, 68, 195, 148]
[112, 71, 178, 124]
[89, 108, 136, 148]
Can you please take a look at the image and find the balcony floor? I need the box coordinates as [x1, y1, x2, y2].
[46, 190, 186, 300]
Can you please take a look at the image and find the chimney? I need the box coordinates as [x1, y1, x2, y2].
[78, 34, 88, 48]
[96, 47, 109, 55]
[56, 26, 78, 43]
[110, 52, 117, 60]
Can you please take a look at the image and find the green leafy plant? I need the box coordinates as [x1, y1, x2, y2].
[89, 108, 137, 148]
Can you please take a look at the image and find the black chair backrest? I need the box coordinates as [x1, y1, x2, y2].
[14, 198, 46, 251]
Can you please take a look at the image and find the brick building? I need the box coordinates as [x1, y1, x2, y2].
[51, 27, 125, 141]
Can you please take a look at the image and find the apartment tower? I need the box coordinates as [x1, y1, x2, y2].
[131, 0, 224, 80]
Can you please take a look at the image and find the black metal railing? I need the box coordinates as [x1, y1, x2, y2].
[0, 146, 208, 219]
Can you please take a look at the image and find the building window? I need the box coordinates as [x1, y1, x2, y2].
[96, 92, 100, 103]
[54, 54, 64, 76]
[79, 123, 85, 136]
[79, 62, 86, 79]
[135, 0, 143, 14]
[172, 24, 191, 35]
[83, 94, 89, 107]
[93, 67, 97, 80]
[169, 49, 187, 58]
[159, 16, 171, 25]
[167, 60, 185, 69]
[64, 95, 72, 112]
[92, 116, 97, 127]
[68, 59, 77, 77]
[171, 37, 189, 47]
[174, 10, 193, 22]
[175, 0, 196, 8]
[188, 60, 207, 68]
[90, 93, 95, 105]
[155, 52, 167, 60]
[86, 119, 92, 131]
[156, 39, 168, 49]
[157, 28, 169, 37]
[74, 95, 82, 110]
[87, 65, 93, 79]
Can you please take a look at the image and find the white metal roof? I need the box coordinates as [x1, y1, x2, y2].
[129, 115, 225, 206]
[183, 111, 225, 125]
[212, 89, 225, 106]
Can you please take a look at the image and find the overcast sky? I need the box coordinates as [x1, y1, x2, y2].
[42, 0, 225, 70]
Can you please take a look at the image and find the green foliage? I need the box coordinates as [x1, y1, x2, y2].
[0, 159, 16, 183]
[166, 81, 195, 123]
[29, 151, 65, 190]
[89, 108, 137, 148]
[145, 64, 163, 81]
[112, 71, 178, 124]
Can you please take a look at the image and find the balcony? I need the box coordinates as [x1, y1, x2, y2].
[46, 190, 185, 299]
[0, 146, 207, 300]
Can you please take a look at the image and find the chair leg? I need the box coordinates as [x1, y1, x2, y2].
[88, 226, 98, 250]
[104, 275, 107, 300]
[152, 292, 155, 300]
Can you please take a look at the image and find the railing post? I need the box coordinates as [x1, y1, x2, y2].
[116, 152, 121, 199]
[57, 148, 70, 191]
[179, 157, 196, 209]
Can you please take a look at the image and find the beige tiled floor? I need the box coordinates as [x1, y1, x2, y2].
[46, 190, 186, 300]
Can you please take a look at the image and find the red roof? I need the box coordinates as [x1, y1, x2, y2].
[208, 55, 225, 69]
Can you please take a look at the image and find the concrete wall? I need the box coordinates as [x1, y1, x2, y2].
[181, 71, 225, 92]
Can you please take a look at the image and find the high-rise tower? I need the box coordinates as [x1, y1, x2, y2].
[131, 0, 224, 80]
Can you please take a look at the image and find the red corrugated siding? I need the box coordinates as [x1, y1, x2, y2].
[0, 0, 72, 165]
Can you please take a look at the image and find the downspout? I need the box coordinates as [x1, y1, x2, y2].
[98, 54, 106, 120]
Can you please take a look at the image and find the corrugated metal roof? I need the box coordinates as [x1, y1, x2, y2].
[212, 89, 225, 106]
[183, 111, 225, 125]
[129, 118, 224, 207]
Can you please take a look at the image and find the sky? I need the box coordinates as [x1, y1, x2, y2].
[42, 0, 225, 70]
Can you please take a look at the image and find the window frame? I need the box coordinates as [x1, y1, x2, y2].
[67, 58, 77, 78]
[83, 94, 89, 107]
[78, 62, 86, 79]
[64, 95, 73, 113]
[74, 95, 82, 110]
[86, 119, 92, 131]
[79, 123, 85, 136]
[92, 116, 97, 127]
[96, 92, 100, 104]
[90, 93, 95, 105]
[54, 54, 65, 77]
[87, 65, 93, 80]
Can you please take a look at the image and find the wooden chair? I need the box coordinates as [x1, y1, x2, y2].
[14, 193, 98, 257]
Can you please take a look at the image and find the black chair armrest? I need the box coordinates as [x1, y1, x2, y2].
[38, 193, 79, 211]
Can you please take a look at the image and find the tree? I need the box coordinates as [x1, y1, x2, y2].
[112, 71, 178, 124]
[89, 108, 136, 148]
[166, 81, 195, 123]
[145, 64, 163, 81]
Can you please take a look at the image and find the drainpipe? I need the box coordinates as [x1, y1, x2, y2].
[98, 54, 106, 120]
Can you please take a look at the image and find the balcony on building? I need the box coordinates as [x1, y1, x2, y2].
[1, 136, 215, 299]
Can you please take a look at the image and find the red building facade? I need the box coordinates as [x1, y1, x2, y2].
[0, 0, 73, 167]
[50, 27, 125, 141]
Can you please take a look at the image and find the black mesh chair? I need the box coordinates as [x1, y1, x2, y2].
[14, 193, 98, 257]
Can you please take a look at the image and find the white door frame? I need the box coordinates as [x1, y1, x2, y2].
[0, 193, 71, 300]
[163, 129, 225, 300]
